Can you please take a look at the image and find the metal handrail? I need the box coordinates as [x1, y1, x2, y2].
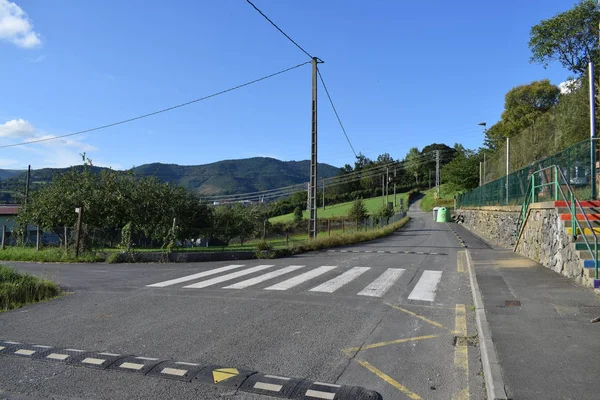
[515, 176, 533, 239]
[555, 166, 598, 280]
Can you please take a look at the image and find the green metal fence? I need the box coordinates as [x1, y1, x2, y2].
[458, 139, 594, 207]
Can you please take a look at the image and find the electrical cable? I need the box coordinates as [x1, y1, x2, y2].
[0, 61, 311, 149]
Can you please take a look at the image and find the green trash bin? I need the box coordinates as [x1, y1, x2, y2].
[436, 207, 450, 222]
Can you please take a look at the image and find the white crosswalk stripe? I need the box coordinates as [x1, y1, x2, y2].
[264, 266, 337, 291]
[146, 264, 246, 287]
[183, 265, 276, 289]
[407, 270, 443, 302]
[223, 265, 307, 289]
[146, 264, 444, 301]
[357, 268, 405, 297]
[309, 267, 370, 293]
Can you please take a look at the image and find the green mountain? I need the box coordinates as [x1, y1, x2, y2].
[0, 158, 340, 201]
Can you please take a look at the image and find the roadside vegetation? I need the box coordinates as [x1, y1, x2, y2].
[0, 265, 62, 312]
[420, 184, 460, 212]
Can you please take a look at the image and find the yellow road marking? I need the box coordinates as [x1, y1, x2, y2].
[457, 251, 466, 273]
[453, 304, 469, 400]
[212, 367, 239, 383]
[344, 335, 440, 354]
[356, 359, 422, 400]
[385, 303, 448, 330]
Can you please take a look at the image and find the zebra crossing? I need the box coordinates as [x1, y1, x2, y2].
[147, 264, 444, 301]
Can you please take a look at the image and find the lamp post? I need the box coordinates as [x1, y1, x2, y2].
[478, 122, 487, 185]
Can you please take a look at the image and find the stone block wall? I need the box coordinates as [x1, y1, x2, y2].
[456, 206, 520, 248]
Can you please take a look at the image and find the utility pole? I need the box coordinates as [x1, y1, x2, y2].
[429, 170, 432, 189]
[483, 153, 486, 185]
[308, 57, 320, 239]
[24, 165, 31, 207]
[506, 137, 510, 204]
[322, 178, 325, 210]
[382, 175, 385, 205]
[590, 59, 597, 199]
[393, 168, 397, 207]
[386, 167, 389, 205]
[435, 150, 440, 198]
[74, 206, 83, 258]
[479, 162, 483, 186]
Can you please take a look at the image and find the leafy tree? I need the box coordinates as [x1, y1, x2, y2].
[484, 80, 560, 149]
[441, 148, 481, 190]
[348, 199, 369, 222]
[529, 0, 600, 75]
[376, 153, 394, 164]
[374, 204, 395, 224]
[234, 205, 258, 245]
[404, 147, 422, 185]
[293, 206, 303, 222]
[212, 206, 239, 245]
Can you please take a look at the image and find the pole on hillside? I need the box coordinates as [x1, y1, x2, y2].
[386, 167, 389, 204]
[393, 168, 397, 207]
[64, 226, 68, 250]
[36, 225, 40, 251]
[308, 57, 320, 239]
[382, 175, 385, 205]
[74, 206, 83, 257]
[479, 162, 483, 186]
[506, 137, 510, 204]
[590, 60, 596, 199]
[322, 178, 325, 210]
[1, 225, 5, 250]
[483, 153, 486, 185]
[23, 165, 31, 246]
[435, 150, 440, 199]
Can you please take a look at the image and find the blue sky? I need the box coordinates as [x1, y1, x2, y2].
[0, 0, 578, 170]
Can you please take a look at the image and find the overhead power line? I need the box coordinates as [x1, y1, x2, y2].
[317, 68, 358, 159]
[245, 0, 313, 59]
[0, 61, 311, 149]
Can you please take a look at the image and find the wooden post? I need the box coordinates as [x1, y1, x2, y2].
[36, 225, 40, 251]
[1, 225, 5, 250]
[342, 220, 345, 233]
[64, 226, 68, 250]
[75, 206, 83, 258]
[328, 219, 331, 237]
[286, 232, 289, 246]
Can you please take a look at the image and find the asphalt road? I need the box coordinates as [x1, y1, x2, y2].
[0, 205, 484, 400]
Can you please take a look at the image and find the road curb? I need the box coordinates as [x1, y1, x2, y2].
[465, 250, 509, 400]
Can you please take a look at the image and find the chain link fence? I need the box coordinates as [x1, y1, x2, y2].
[459, 139, 594, 207]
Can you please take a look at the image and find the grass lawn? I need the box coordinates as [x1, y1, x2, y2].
[420, 184, 459, 212]
[0, 265, 62, 311]
[270, 193, 409, 224]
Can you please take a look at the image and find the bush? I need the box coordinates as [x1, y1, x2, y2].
[293, 207, 303, 222]
[0, 265, 61, 311]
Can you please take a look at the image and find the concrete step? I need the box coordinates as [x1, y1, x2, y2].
[577, 250, 597, 260]
[562, 220, 600, 229]
[582, 259, 600, 268]
[555, 200, 600, 208]
[566, 227, 600, 235]
[574, 242, 600, 251]
[595, 279, 600, 289]
[560, 213, 600, 221]
[557, 207, 600, 214]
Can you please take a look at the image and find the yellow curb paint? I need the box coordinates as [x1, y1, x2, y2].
[356, 359, 422, 400]
[457, 251, 466, 273]
[212, 367, 239, 383]
[385, 303, 447, 330]
[344, 335, 440, 353]
[453, 304, 469, 400]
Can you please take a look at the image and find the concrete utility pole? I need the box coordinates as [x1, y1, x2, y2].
[308, 57, 320, 239]
[74, 206, 83, 258]
[322, 178, 325, 210]
[393, 168, 397, 207]
[479, 162, 483, 186]
[386, 167, 389, 204]
[435, 150, 440, 198]
[590, 59, 596, 199]
[506, 137, 510, 204]
[24, 165, 31, 206]
[382, 175, 385, 205]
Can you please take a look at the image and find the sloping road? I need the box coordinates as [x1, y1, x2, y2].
[0, 206, 483, 399]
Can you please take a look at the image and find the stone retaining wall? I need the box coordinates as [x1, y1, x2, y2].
[456, 206, 520, 248]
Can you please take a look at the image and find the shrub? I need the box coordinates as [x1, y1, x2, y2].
[0, 265, 61, 311]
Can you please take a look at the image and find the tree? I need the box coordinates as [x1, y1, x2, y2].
[441, 148, 481, 190]
[293, 206, 303, 222]
[348, 199, 369, 222]
[529, 0, 600, 76]
[374, 204, 395, 225]
[212, 206, 239, 245]
[404, 147, 422, 185]
[484, 80, 560, 149]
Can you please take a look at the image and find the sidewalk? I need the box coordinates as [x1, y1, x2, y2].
[454, 224, 600, 400]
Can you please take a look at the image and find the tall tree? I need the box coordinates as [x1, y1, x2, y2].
[404, 147, 422, 185]
[529, 0, 600, 75]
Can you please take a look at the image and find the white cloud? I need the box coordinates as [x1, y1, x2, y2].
[0, 118, 35, 137]
[559, 79, 581, 95]
[1, 119, 101, 168]
[0, 0, 41, 49]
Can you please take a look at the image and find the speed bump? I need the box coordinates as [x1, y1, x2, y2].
[239, 373, 303, 397]
[0, 341, 21, 355]
[193, 364, 256, 389]
[33, 348, 86, 363]
[8, 344, 53, 358]
[147, 361, 205, 382]
[70, 352, 128, 370]
[109, 356, 163, 374]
